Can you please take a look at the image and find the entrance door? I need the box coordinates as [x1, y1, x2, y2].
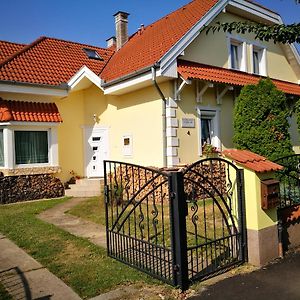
[85, 127, 108, 177]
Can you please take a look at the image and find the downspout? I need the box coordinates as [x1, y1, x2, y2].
[151, 66, 168, 167]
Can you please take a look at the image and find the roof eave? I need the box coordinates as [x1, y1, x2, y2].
[0, 80, 69, 97]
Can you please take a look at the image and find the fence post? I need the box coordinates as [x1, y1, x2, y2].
[237, 168, 248, 263]
[169, 171, 189, 291]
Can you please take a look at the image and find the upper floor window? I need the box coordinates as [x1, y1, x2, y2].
[251, 45, 267, 76]
[230, 44, 240, 70]
[228, 38, 246, 72]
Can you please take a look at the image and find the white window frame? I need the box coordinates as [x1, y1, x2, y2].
[250, 44, 267, 76]
[197, 107, 221, 156]
[0, 122, 59, 170]
[227, 34, 247, 72]
[122, 134, 133, 157]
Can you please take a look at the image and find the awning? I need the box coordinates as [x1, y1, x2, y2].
[178, 60, 300, 96]
[0, 98, 62, 123]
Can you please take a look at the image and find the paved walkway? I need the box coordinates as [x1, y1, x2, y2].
[0, 233, 81, 300]
[39, 197, 106, 248]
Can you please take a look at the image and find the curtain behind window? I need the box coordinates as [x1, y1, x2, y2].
[0, 130, 3, 166]
[15, 131, 48, 164]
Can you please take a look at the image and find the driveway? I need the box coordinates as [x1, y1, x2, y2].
[191, 250, 300, 300]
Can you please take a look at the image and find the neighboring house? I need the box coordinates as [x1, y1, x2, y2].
[0, 0, 300, 183]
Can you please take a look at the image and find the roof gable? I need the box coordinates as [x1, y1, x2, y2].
[0, 37, 114, 86]
[100, 0, 219, 83]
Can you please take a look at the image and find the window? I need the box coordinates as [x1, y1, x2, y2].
[251, 46, 266, 76]
[198, 108, 221, 155]
[0, 130, 3, 167]
[201, 118, 212, 146]
[253, 50, 260, 74]
[228, 36, 246, 72]
[14, 131, 49, 164]
[230, 44, 240, 70]
[83, 48, 103, 60]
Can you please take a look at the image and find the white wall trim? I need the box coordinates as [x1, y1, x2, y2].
[0, 121, 60, 127]
[0, 83, 68, 97]
[68, 65, 103, 91]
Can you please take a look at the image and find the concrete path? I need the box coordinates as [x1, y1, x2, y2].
[0, 233, 81, 300]
[38, 197, 106, 248]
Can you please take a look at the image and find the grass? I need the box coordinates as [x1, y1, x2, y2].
[0, 198, 163, 299]
[0, 283, 12, 300]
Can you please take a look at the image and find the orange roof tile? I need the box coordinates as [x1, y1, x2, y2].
[0, 98, 62, 123]
[100, 0, 218, 83]
[222, 149, 283, 173]
[0, 40, 25, 62]
[178, 60, 300, 96]
[0, 37, 114, 86]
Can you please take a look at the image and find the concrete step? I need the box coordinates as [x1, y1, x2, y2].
[65, 178, 103, 197]
[65, 189, 101, 197]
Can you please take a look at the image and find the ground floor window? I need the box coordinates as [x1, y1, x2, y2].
[198, 107, 221, 155]
[0, 129, 3, 166]
[15, 131, 49, 164]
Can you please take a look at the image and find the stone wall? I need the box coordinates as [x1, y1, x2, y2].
[0, 174, 64, 204]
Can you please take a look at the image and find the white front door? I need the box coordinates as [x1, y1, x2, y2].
[85, 127, 108, 177]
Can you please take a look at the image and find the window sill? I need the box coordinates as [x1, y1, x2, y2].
[0, 166, 61, 176]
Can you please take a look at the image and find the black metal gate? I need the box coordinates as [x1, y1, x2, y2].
[274, 154, 300, 209]
[274, 155, 300, 254]
[104, 158, 247, 290]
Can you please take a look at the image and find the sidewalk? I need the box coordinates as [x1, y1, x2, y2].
[0, 232, 81, 300]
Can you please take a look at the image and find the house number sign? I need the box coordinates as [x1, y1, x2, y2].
[182, 118, 195, 128]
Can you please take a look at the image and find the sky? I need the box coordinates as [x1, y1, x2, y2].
[0, 0, 299, 48]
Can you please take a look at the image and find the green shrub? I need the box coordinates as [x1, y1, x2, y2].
[233, 78, 294, 161]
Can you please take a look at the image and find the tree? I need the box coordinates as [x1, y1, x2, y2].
[206, 22, 300, 44]
[233, 78, 294, 161]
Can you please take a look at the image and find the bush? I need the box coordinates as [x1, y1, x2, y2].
[233, 78, 294, 161]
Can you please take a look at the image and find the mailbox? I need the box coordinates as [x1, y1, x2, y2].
[261, 179, 280, 210]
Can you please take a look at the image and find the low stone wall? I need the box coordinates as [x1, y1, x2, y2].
[0, 174, 64, 204]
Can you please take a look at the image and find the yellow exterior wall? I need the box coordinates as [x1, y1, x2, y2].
[55, 90, 85, 182]
[54, 83, 166, 181]
[84, 84, 166, 167]
[176, 82, 234, 164]
[184, 12, 298, 83]
[243, 168, 277, 230]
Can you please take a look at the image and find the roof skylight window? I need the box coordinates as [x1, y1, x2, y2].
[83, 48, 103, 60]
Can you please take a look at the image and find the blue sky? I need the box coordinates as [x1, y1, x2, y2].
[0, 0, 299, 48]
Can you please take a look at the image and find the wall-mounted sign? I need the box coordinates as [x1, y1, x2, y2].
[182, 118, 195, 128]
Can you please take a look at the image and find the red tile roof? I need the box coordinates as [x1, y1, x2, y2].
[0, 98, 62, 123]
[178, 60, 300, 96]
[0, 41, 25, 62]
[222, 149, 283, 173]
[100, 0, 218, 83]
[0, 37, 114, 86]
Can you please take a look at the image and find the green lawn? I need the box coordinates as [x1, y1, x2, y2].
[0, 198, 162, 299]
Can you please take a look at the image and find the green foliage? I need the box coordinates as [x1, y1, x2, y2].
[233, 78, 294, 161]
[206, 22, 300, 44]
[295, 99, 300, 134]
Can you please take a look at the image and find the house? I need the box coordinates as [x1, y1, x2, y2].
[0, 0, 300, 187]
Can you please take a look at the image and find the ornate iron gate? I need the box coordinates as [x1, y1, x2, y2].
[274, 154, 300, 208]
[104, 158, 247, 290]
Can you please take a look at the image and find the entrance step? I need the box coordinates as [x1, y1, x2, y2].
[65, 178, 104, 197]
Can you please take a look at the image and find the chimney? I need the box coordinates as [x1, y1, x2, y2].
[106, 36, 116, 49]
[114, 11, 130, 50]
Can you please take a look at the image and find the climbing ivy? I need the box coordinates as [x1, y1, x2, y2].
[233, 78, 294, 161]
